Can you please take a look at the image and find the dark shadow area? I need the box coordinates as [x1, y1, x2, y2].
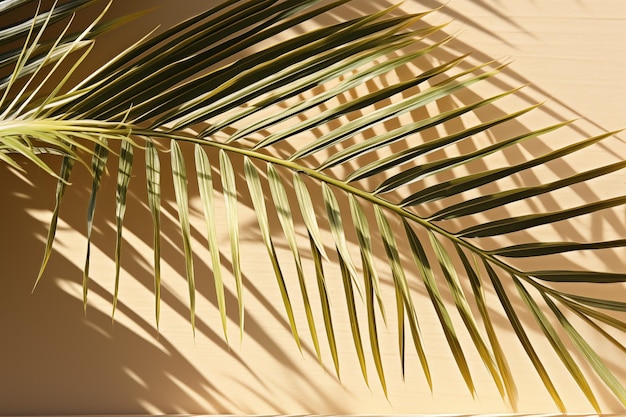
[0, 148, 351, 414]
[0, 161, 227, 414]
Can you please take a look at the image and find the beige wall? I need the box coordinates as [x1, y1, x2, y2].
[1, 0, 625, 415]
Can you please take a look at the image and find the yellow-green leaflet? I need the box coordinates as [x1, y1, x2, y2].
[171, 140, 196, 333]
[145, 140, 162, 327]
[392, 218, 432, 391]
[322, 183, 362, 294]
[403, 221, 466, 395]
[514, 277, 600, 412]
[377, 211, 431, 388]
[348, 195, 386, 322]
[309, 236, 340, 378]
[395, 284, 406, 378]
[268, 163, 320, 360]
[363, 242, 387, 395]
[429, 231, 504, 396]
[484, 263, 566, 413]
[219, 150, 244, 339]
[0, 135, 62, 178]
[195, 145, 228, 341]
[0, 0, 50, 112]
[244, 156, 301, 350]
[558, 297, 626, 354]
[83, 139, 108, 313]
[112, 139, 134, 319]
[348, 195, 386, 395]
[544, 295, 626, 406]
[339, 256, 368, 385]
[0, 151, 21, 171]
[293, 172, 328, 259]
[456, 246, 517, 408]
[34, 154, 74, 291]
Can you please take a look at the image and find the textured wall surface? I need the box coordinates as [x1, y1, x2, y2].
[1, 1, 625, 415]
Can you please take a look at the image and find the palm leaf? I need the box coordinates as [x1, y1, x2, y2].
[3, 0, 625, 411]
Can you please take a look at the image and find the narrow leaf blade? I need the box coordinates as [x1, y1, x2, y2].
[244, 157, 301, 350]
[171, 141, 196, 332]
[268, 164, 320, 360]
[220, 150, 244, 338]
[145, 140, 162, 327]
[484, 262, 566, 412]
[112, 140, 134, 319]
[83, 139, 108, 313]
[195, 145, 228, 341]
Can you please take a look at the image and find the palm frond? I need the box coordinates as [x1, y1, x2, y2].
[3, 0, 626, 412]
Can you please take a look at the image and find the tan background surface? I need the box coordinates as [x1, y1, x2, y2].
[1, 0, 625, 415]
